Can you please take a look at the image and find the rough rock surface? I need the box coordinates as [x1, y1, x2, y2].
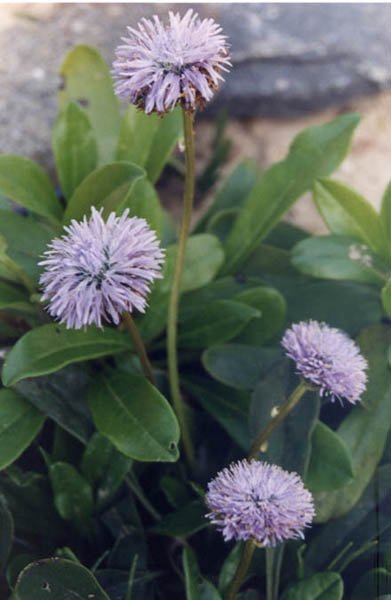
[0, 3, 390, 232]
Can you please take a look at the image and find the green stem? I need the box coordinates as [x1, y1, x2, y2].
[166, 109, 196, 467]
[125, 553, 139, 600]
[126, 473, 161, 522]
[248, 380, 310, 460]
[0, 254, 35, 295]
[272, 544, 284, 599]
[226, 540, 256, 600]
[266, 547, 274, 600]
[122, 312, 155, 385]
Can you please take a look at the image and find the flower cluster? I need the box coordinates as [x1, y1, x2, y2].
[281, 320, 367, 404]
[206, 459, 315, 547]
[112, 9, 231, 113]
[39, 208, 164, 329]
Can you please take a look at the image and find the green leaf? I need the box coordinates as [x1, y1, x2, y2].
[380, 181, 391, 240]
[137, 234, 224, 341]
[381, 279, 391, 317]
[292, 235, 387, 285]
[200, 581, 222, 600]
[59, 44, 121, 164]
[117, 106, 182, 183]
[264, 275, 382, 337]
[178, 300, 260, 349]
[222, 113, 360, 273]
[0, 280, 33, 314]
[144, 108, 183, 182]
[49, 462, 94, 533]
[14, 366, 92, 444]
[183, 547, 202, 600]
[173, 234, 225, 294]
[206, 208, 239, 243]
[195, 160, 258, 233]
[151, 499, 207, 537]
[0, 236, 35, 294]
[1, 324, 132, 386]
[0, 209, 54, 282]
[121, 177, 166, 240]
[15, 558, 110, 599]
[52, 102, 98, 200]
[234, 286, 286, 345]
[351, 568, 391, 600]
[182, 377, 250, 451]
[88, 372, 179, 462]
[0, 495, 13, 571]
[314, 324, 391, 522]
[80, 433, 131, 511]
[116, 105, 160, 165]
[306, 422, 354, 492]
[0, 468, 67, 539]
[202, 344, 281, 390]
[250, 361, 320, 475]
[218, 544, 243, 596]
[280, 572, 343, 600]
[306, 464, 391, 573]
[63, 161, 145, 223]
[0, 155, 62, 223]
[314, 178, 389, 261]
[0, 389, 44, 470]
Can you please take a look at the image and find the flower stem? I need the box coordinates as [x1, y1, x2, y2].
[266, 547, 274, 600]
[166, 109, 196, 467]
[122, 311, 155, 385]
[248, 380, 310, 460]
[226, 540, 256, 600]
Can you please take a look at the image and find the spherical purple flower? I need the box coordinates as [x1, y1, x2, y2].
[281, 320, 367, 404]
[112, 9, 231, 114]
[39, 207, 164, 329]
[206, 460, 315, 547]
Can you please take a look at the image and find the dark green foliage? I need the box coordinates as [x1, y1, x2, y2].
[0, 43, 387, 600]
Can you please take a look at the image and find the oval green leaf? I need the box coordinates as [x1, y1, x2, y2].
[59, 44, 121, 164]
[292, 234, 385, 285]
[0, 155, 62, 223]
[202, 344, 281, 390]
[88, 372, 180, 462]
[15, 558, 110, 600]
[49, 462, 94, 533]
[2, 324, 132, 386]
[234, 285, 286, 345]
[222, 113, 360, 273]
[0, 280, 33, 314]
[281, 572, 343, 600]
[314, 324, 391, 522]
[314, 178, 389, 261]
[0, 389, 44, 469]
[63, 161, 145, 223]
[178, 299, 260, 349]
[80, 433, 131, 511]
[52, 102, 98, 200]
[144, 108, 183, 182]
[306, 422, 354, 492]
[0, 209, 55, 282]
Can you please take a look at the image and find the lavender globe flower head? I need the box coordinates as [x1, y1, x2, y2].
[282, 320, 367, 404]
[206, 460, 315, 547]
[112, 9, 231, 114]
[39, 207, 164, 329]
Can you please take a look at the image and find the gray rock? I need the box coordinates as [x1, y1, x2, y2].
[212, 3, 391, 116]
[0, 2, 390, 159]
